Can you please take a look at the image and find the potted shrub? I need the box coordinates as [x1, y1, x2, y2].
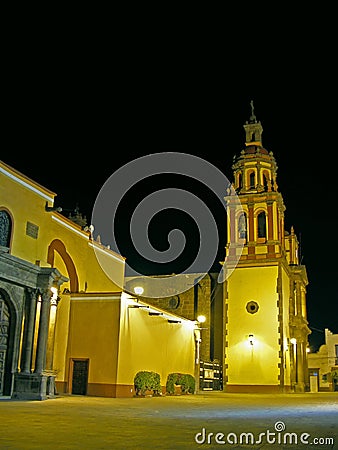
[166, 373, 195, 395]
[181, 373, 195, 394]
[134, 371, 162, 396]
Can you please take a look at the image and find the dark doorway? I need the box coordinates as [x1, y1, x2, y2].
[71, 359, 89, 395]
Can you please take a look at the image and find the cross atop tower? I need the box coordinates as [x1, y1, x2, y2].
[249, 100, 257, 123]
[244, 100, 263, 146]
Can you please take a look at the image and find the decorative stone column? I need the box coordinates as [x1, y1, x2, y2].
[12, 267, 68, 400]
[20, 288, 38, 374]
[295, 339, 305, 392]
[34, 289, 52, 374]
[13, 289, 52, 400]
[45, 294, 59, 371]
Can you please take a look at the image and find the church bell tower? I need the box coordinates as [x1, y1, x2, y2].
[222, 101, 311, 393]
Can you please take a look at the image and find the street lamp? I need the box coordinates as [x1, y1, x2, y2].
[194, 315, 207, 394]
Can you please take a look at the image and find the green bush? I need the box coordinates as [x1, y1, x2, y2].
[166, 373, 195, 394]
[134, 371, 162, 396]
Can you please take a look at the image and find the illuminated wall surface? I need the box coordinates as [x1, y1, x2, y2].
[226, 266, 285, 387]
[117, 295, 195, 389]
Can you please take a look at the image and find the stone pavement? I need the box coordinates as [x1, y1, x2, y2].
[0, 392, 337, 449]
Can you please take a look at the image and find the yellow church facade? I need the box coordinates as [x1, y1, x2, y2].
[140, 107, 311, 393]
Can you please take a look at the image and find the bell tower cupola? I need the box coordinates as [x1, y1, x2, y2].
[232, 100, 278, 195]
[226, 101, 286, 262]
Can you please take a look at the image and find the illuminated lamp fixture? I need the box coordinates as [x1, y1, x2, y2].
[197, 315, 206, 323]
[248, 334, 254, 346]
[134, 286, 144, 295]
[168, 319, 181, 324]
[290, 338, 297, 345]
[149, 312, 163, 316]
[128, 305, 149, 309]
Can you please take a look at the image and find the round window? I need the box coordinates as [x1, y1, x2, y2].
[168, 295, 180, 309]
[246, 301, 259, 314]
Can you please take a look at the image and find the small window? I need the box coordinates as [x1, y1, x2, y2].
[246, 301, 259, 314]
[263, 174, 269, 191]
[257, 212, 266, 238]
[238, 213, 247, 240]
[249, 172, 255, 189]
[238, 173, 242, 190]
[26, 222, 39, 239]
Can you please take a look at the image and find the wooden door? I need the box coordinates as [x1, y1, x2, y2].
[71, 359, 89, 395]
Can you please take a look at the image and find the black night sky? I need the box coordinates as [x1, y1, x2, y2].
[3, 32, 337, 352]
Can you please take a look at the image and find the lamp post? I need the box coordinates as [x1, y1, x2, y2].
[194, 315, 206, 394]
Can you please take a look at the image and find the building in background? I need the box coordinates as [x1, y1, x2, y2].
[308, 328, 338, 391]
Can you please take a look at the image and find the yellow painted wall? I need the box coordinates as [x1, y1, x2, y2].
[53, 294, 71, 381]
[281, 264, 291, 387]
[67, 297, 121, 384]
[226, 265, 280, 385]
[117, 295, 195, 388]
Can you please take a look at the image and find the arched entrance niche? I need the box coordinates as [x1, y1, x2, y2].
[0, 289, 17, 396]
[47, 239, 79, 293]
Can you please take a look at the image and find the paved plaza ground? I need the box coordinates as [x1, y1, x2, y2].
[0, 391, 337, 449]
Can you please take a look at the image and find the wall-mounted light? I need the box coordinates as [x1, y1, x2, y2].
[197, 315, 206, 323]
[134, 286, 144, 295]
[128, 305, 149, 309]
[290, 338, 297, 345]
[248, 334, 254, 346]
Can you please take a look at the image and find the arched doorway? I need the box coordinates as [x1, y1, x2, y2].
[0, 296, 10, 396]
